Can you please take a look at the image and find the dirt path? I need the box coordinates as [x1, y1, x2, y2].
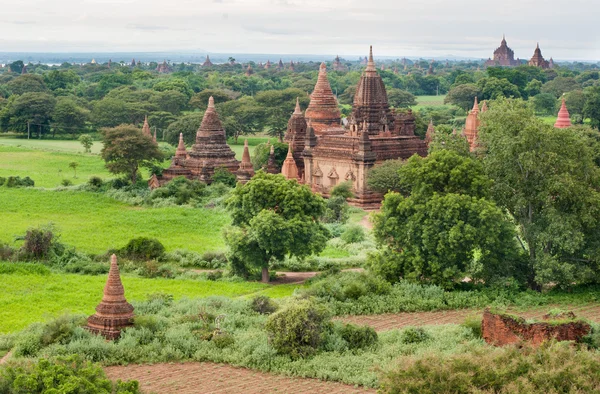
[105, 362, 376, 394]
[358, 212, 374, 230]
[339, 304, 600, 332]
[0, 351, 12, 365]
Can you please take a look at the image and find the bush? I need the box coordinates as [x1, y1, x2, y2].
[88, 176, 104, 189]
[341, 225, 366, 244]
[460, 315, 483, 338]
[322, 195, 350, 223]
[400, 327, 431, 344]
[250, 295, 278, 315]
[212, 167, 237, 187]
[303, 272, 392, 302]
[0, 355, 140, 394]
[337, 323, 378, 350]
[61, 178, 73, 186]
[379, 342, 600, 394]
[0, 177, 5, 186]
[149, 176, 206, 205]
[19, 224, 57, 260]
[212, 332, 235, 349]
[5, 176, 34, 188]
[582, 322, 600, 350]
[265, 300, 331, 358]
[121, 237, 165, 261]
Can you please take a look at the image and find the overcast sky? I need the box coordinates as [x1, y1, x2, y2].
[1, 0, 599, 61]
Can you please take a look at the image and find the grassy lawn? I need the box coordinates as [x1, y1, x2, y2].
[0, 146, 111, 188]
[0, 188, 229, 254]
[0, 267, 298, 333]
[227, 136, 272, 159]
[0, 135, 104, 154]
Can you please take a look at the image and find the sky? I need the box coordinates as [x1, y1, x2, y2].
[1, 0, 599, 61]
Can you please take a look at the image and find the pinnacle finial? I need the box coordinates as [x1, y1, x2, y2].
[319, 62, 326, 71]
[111, 254, 117, 265]
[294, 97, 302, 115]
[366, 45, 376, 71]
[208, 96, 215, 108]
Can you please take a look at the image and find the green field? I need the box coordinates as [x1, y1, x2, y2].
[0, 188, 229, 254]
[0, 267, 298, 333]
[413, 95, 449, 110]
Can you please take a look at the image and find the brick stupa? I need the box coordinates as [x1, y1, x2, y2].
[202, 55, 213, 67]
[281, 143, 299, 180]
[86, 254, 134, 340]
[463, 97, 481, 151]
[284, 98, 307, 177]
[142, 115, 152, 137]
[304, 63, 342, 134]
[266, 144, 278, 174]
[554, 98, 572, 128]
[425, 120, 435, 148]
[236, 139, 255, 184]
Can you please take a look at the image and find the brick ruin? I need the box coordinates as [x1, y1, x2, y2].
[482, 309, 591, 347]
[86, 254, 134, 340]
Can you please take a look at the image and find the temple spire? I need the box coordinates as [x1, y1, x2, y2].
[365, 45, 376, 71]
[294, 97, 302, 115]
[142, 115, 151, 137]
[176, 133, 187, 158]
[281, 139, 299, 180]
[471, 96, 480, 113]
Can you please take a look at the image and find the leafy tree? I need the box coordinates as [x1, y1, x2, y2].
[79, 134, 93, 153]
[218, 96, 267, 142]
[541, 76, 581, 98]
[444, 83, 480, 111]
[152, 90, 188, 115]
[255, 88, 309, 141]
[91, 98, 131, 128]
[69, 161, 79, 178]
[477, 77, 521, 100]
[53, 97, 89, 137]
[2, 92, 56, 137]
[367, 159, 405, 194]
[152, 78, 193, 99]
[480, 98, 600, 289]
[387, 88, 416, 108]
[43, 69, 80, 91]
[224, 172, 329, 282]
[564, 90, 586, 116]
[584, 87, 600, 129]
[428, 130, 471, 157]
[525, 79, 543, 97]
[189, 89, 238, 110]
[251, 142, 287, 171]
[8, 60, 24, 74]
[165, 112, 203, 146]
[531, 93, 557, 115]
[100, 125, 163, 183]
[6, 74, 48, 95]
[371, 150, 517, 288]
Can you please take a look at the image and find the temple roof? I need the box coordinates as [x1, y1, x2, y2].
[197, 96, 223, 136]
[304, 62, 341, 133]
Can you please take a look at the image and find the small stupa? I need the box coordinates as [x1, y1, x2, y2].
[236, 139, 255, 184]
[142, 115, 152, 137]
[424, 120, 435, 147]
[281, 142, 299, 180]
[266, 144, 278, 174]
[554, 98, 572, 128]
[86, 254, 134, 340]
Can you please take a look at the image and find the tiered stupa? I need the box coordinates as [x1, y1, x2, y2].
[277, 59, 284, 70]
[284, 98, 307, 177]
[264, 60, 271, 69]
[266, 144, 278, 174]
[289, 60, 295, 71]
[236, 139, 255, 183]
[202, 55, 213, 67]
[304, 63, 343, 134]
[485, 35, 519, 67]
[554, 98, 572, 128]
[142, 116, 152, 137]
[86, 254, 134, 340]
[281, 143, 299, 180]
[332, 55, 346, 71]
[528, 43, 550, 69]
[156, 60, 171, 73]
[245, 64, 254, 76]
[463, 97, 481, 151]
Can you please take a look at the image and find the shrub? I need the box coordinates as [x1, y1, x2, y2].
[40, 314, 86, 347]
[121, 237, 165, 261]
[60, 178, 73, 186]
[149, 176, 206, 205]
[341, 225, 366, 244]
[322, 195, 350, 223]
[88, 176, 104, 189]
[250, 295, 278, 315]
[0, 177, 5, 186]
[460, 315, 483, 338]
[206, 270, 223, 281]
[0, 243, 14, 260]
[379, 342, 600, 394]
[5, 176, 34, 188]
[212, 332, 235, 349]
[265, 300, 331, 358]
[337, 323, 378, 350]
[19, 224, 57, 260]
[582, 322, 600, 350]
[212, 167, 237, 187]
[400, 327, 430, 344]
[303, 272, 392, 302]
[0, 355, 140, 394]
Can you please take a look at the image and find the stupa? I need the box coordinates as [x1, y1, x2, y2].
[202, 55, 213, 67]
[304, 63, 343, 134]
[424, 120, 435, 148]
[554, 98, 572, 128]
[264, 60, 271, 69]
[281, 143, 299, 180]
[332, 55, 346, 71]
[86, 254, 134, 340]
[142, 115, 152, 137]
[245, 64, 254, 76]
[236, 139, 255, 183]
[463, 97, 481, 151]
[284, 98, 307, 177]
[156, 60, 171, 73]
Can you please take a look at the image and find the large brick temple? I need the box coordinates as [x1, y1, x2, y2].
[484, 35, 520, 67]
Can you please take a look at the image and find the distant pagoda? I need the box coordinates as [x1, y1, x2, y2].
[86, 254, 134, 340]
[528, 43, 550, 69]
[236, 139, 255, 184]
[463, 97, 481, 151]
[332, 55, 347, 71]
[156, 60, 171, 73]
[304, 63, 342, 134]
[485, 35, 519, 67]
[245, 64, 254, 76]
[202, 55, 213, 67]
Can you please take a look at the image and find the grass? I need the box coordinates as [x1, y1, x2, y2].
[0, 188, 230, 254]
[0, 267, 299, 333]
[0, 146, 111, 188]
[0, 135, 104, 154]
[412, 95, 450, 110]
[227, 136, 272, 160]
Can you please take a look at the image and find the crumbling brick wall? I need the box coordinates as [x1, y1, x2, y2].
[482, 309, 591, 346]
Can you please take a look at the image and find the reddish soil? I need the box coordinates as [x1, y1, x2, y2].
[105, 362, 376, 394]
[338, 304, 600, 332]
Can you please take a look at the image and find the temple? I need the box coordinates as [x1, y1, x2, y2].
[245, 64, 254, 76]
[291, 46, 427, 207]
[236, 140, 255, 183]
[462, 97, 487, 151]
[86, 254, 134, 340]
[202, 55, 213, 67]
[332, 55, 346, 71]
[554, 98, 572, 128]
[485, 35, 519, 67]
[528, 43, 550, 69]
[156, 60, 171, 73]
[150, 96, 240, 187]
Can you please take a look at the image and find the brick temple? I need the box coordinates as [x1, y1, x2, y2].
[484, 35, 519, 67]
[86, 254, 134, 340]
[528, 43, 551, 69]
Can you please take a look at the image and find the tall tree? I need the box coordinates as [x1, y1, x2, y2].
[100, 125, 163, 183]
[53, 97, 89, 137]
[225, 172, 329, 282]
[480, 98, 600, 289]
